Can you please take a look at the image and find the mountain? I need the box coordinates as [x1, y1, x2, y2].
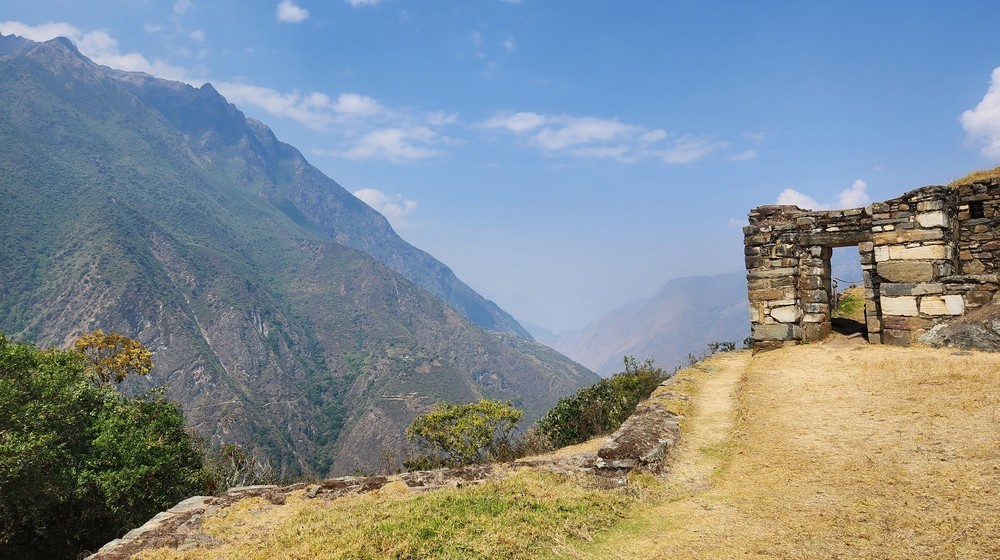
[543, 273, 750, 376]
[0, 34, 596, 477]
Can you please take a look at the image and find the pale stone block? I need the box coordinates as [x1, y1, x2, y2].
[874, 245, 890, 262]
[878, 260, 935, 283]
[881, 296, 919, 317]
[872, 228, 944, 244]
[916, 211, 949, 228]
[770, 305, 801, 323]
[919, 295, 965, 316]
[888, 244, 947, 260]
[881, 283, 944, 296]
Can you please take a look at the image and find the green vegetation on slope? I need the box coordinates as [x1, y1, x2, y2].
[0, 333, 212, 560]
[536, 356, 669, 448]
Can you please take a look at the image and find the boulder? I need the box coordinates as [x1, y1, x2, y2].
[919, 302, 1000, 351]
[596, 401, 679, 470]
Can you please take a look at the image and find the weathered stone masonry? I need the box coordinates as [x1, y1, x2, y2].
[744, 180, 1000, 352]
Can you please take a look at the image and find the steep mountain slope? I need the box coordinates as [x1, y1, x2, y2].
[540, 272, 750, 376]
[0, 35, 596, 477]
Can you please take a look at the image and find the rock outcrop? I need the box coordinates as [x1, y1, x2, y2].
[919, 301, 1000, 351]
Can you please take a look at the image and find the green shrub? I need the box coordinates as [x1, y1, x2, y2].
[405, 399, 523, 469]
[535, 356, 668, 449]
[0, 333, 213, 559]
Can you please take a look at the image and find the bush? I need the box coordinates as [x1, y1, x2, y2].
[535, 356, 668, 449]
[0, 333, 213, 559]
[405, 399, 523, 469]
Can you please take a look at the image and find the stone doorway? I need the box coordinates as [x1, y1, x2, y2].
[826, 245, 872, 339]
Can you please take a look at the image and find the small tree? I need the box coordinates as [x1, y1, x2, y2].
[74, 330, 153, 385]
[0, 332, 211, 559]
[405, 399, 524, 468]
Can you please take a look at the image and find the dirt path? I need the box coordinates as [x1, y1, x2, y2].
[573, 339, 1000, 559]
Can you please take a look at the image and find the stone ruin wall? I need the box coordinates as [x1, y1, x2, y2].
[744, 180, 1000, 353]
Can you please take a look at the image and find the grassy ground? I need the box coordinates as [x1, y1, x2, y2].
[572, 341, 999, 559]
[138, 470, 661, 560]
[135, 344, 999, 559]
[832, 285, 866, 322]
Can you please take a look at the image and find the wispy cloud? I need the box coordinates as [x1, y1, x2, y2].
[338, 127, 444, 163]
[353, 188, 418, 229]
[346, 0, 381, 6]
[173, 0, 195, 15]
[276, 0, 310, 23]
[215, 81, 452, 162]
[776, 180, 871, 210]
[648, 135, 728, 164]
[480, 111, 723, 164]
[961, 66, 1000, 159]
[731, 149, 758, 161]
[0, 20, 194, 82]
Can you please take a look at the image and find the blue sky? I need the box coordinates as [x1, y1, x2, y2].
[4, 1, 1000, 332]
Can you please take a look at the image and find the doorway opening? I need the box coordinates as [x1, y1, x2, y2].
[829, 245, 867, 338]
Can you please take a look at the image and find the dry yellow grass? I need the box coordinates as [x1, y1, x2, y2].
[572, 341, 1000, 559]
[949, 165, 1000, 185]
[133, 344, 998, 559]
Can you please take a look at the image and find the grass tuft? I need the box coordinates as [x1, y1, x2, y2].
[949, 165, 1000, 185]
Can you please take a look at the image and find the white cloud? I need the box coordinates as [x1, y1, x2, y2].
[426, 111, 459, 126]
[144, 23, 165, 33]
[188, 29, 206, 42]
[776, 179, 871, 210]
[837, 179, 870, 208]
[173, 0, 195, 15]
[332, 92, 383, 117]
[215, 82, 337, 129]
[638, 129, 667, 143]
[502, 36, 516, 52]
[649, 135, 726, 164]
[960, 66, 1000, 159]
[216, 80, 455, 162]
[353, 188, 418, 229]
[776, 188, 823, 209]
[731, 149, 758, 161]
[481, 111, 546, 133]
[480, 111, 721, 164]
[340, 127, 443, 162]
[534, 117, 638, 151]
[346, 0, 381, 6]
[276, 0, 310, 23]
[0, 21, 194, 82]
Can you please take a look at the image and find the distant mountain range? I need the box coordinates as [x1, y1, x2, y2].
[534, 272, 750, 376]
[0, 34, 597, 477]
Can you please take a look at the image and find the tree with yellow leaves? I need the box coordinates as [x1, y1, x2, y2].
[74, 330, 153, 385]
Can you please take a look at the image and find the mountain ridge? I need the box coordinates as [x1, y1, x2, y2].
[0, 33, 595, 477]
[539, 272, 750, 376]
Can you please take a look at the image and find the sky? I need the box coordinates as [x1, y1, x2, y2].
[4, 1, 1000, 332]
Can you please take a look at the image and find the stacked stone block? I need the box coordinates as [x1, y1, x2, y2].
[744, 180, 1000, 352]
[870, 186, 957, 345]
